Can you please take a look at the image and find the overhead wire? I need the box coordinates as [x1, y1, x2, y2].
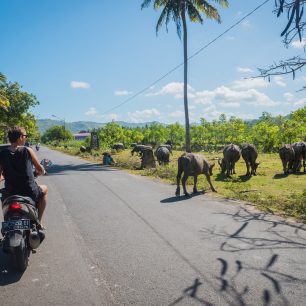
[101, 0, 271, 115]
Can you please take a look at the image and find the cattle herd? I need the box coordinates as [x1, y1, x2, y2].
[97, 140, 306, 195]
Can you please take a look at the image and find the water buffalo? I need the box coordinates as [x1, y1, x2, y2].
[219, 144, 241, 177]
[292, 141, 306, 173]
[79, 146, 91, 153]
[175, 153, 216, 198]
[131, 145, 152, 156]
[279, 144, 295, 175]
[139, 147, 156, 169]
[112, 143, 125, 151]
[154, 146, 171, 165]
[241, 144, 259, 176]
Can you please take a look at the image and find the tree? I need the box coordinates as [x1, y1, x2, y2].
[142, 122, 167, 145]
[41, 125, 73, 143]
[258, 1, 306, 89]
[98, 122, 124, 147]
[0, 74, 39, 142]
[141, 0, 228, 151]
[0, 73, 9, 110]
[166, 122, 185, 147]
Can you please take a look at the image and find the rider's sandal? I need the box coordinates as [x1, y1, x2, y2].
[37, 224, 46, 231]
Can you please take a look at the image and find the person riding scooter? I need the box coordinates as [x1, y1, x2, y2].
[0, 126, 48, 229]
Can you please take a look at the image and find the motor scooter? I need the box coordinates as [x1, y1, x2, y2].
[0, 189, 45, 271]
[0, 159, 51, 271]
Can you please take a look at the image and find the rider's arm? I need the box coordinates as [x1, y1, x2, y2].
[26, 147, 46, 176]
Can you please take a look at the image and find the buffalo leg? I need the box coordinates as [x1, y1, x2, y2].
[182, 175, 190, 197]
[226, 162, 231, 177]
[245, 161, 250, 176]
[193, 176, 198, 193]
[281, 159, 287, 175]
[233, 162, 236, 174]
[175, 169, 183, 196]
[205, 174, 216, 192]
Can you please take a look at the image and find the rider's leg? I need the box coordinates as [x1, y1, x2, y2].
[37, 185, 48, 224]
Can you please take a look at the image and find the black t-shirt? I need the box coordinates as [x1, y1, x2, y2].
[0, 146, 41, 202]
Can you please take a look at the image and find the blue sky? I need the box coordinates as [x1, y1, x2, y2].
[1, 0, 305, 124]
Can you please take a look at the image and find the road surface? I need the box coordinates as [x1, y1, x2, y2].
[1, 147, 306, 305]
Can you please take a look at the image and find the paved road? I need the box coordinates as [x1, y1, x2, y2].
[1, 147, 306, 306]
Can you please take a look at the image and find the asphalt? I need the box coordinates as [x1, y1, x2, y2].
[0, 146, 306, 306]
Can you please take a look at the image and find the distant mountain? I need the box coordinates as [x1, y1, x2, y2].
[37, 119, 162, 134]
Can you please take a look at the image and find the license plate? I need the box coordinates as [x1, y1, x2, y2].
[1, 219, 30, 232]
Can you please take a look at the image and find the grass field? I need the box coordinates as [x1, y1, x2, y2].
[53, 145, 306, 222]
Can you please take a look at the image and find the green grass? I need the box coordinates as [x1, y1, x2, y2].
[50, 145, 306, 222]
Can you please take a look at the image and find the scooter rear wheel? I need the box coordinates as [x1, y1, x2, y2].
[15, 238, 30, 272]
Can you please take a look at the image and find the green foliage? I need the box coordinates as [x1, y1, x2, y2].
[0, 73, 39, 142]
[46, 106, 306, 153]
[166, 122, 185, 148]
[41, 125, 73, 143]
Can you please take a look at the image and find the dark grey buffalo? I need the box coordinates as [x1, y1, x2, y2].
[131, 145, 152, 156]
[112, 143, 125, 151]
[154, 146, 171, 165]
[140, 148, 156, 169]
[175, 153, 216, 197]
[292, 141, 306, 173]
[131, 145, 155, 169]
[241, 144, 259, 176]
[279, 144, 295, 175]
[80, 146, 91, 153]
[219, 144, 241, 177]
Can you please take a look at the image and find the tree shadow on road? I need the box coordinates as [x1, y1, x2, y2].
[46, 163, 118, 176]
[193, 206, 306, 305]
[0, 250, 23, 285]
[169, 207, 306, 305]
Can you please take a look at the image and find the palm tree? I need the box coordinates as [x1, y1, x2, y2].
[0, 73, 9, 110]
[141, 0, 228, 152]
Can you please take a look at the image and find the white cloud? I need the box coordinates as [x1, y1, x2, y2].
[236, 67, 253, 73]
[85, 107, 118, 121]
[146, 82, 195, 99]
[273, 76, 286, 87]
[241, 20, 251, 28]
[219, 101, 240, 108]
[71, 81, 90, 89]
[114, 90, 132, 96]
[201, 105, 222, 120]
[169, 110, 184, 118]
[291, 38, 306, 49]
[284, 92, 294, 101]
[85, 107, 98, 116]
[294, 98, 306, 107]
[194, 86, 278, 107]
[128, 108, 161, 123]
[232, 78, 269, 89]
[225, 36, 235, 41]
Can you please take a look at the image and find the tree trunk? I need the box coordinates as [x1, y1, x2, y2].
[182, 8, 191, 152]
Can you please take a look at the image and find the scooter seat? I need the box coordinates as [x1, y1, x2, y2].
[2, 195, 36, 207]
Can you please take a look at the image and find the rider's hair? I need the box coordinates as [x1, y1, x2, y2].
[8, 126, 25, 143]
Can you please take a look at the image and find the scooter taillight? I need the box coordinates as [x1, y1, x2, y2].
[9, 202, 22, 210]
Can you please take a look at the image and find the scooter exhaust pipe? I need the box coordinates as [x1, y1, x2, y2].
[29, 230, 41, 249]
